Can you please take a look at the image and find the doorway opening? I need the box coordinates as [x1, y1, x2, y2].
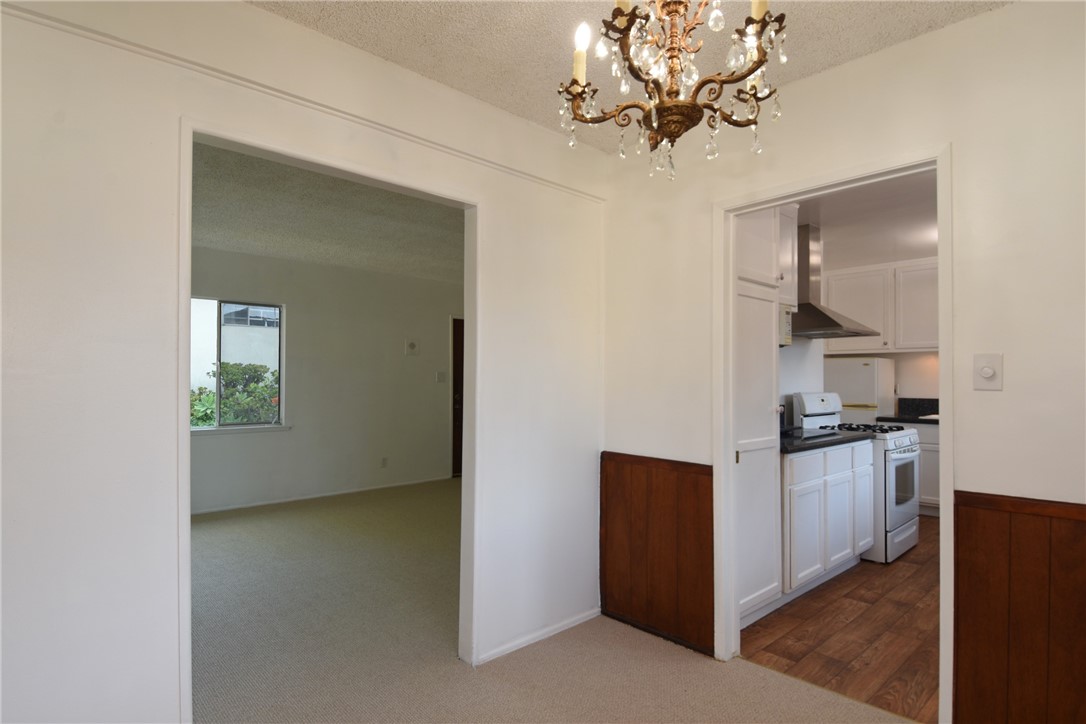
[714, 153, 951, 722]
[181, 131, 475, 720]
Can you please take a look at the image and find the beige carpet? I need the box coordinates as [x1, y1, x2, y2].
[192, 479, 905, 723]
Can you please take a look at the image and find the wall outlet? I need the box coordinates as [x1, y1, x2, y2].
[380, 457, 388, 468]
[435, 370, 447, 383]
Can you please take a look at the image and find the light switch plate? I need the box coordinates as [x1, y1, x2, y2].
[404, 338, 420, 356]
[973, 352, 1003, 391]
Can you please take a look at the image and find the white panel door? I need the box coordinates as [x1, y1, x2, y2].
[788, 478, 825, 591]
[853, 464, 875, 554]
[825, 471, 854, 568]
[734, 279, 782, 612]
[895, 260, 939, 350]
[734, 209, 779, 288]
[824, 267, 892, 353]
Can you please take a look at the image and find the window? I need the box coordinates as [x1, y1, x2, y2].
[191, 299, 282, 428]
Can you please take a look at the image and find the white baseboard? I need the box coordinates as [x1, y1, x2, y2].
[473, 607, 601, 666]
[191, 475, 455, 515]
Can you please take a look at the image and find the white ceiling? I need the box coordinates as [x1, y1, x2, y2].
[253, 0, 1008, 151]
[192, 142, 465, 283]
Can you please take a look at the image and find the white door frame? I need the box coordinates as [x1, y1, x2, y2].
[711, 146, 954, 718]
[177, 118, 480, 722]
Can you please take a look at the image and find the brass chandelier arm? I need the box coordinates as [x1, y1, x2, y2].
[680, 0, 712, 54]
[689, 52, 767, 103]
[563, 86, 651, 129]
[703, 103, 758, 129]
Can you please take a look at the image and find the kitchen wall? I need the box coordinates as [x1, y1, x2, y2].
[1, 3, 607, 720]
[190, 247, 464, 514]
[779, 338, 825, 417]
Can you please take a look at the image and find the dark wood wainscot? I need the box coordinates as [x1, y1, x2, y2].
[600, 451, 713, 655]
[954, 491, 1086, 723]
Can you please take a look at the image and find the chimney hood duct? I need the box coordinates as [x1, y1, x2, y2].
[791, 224, 880, 339]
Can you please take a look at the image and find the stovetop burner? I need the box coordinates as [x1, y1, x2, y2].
[819, 423, 907, 434]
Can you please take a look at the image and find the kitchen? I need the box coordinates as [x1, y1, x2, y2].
[738, 169, 941, 721]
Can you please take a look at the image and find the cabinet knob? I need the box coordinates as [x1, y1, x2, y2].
[883, 341, 888, 346]
[779, 273, 785, 280]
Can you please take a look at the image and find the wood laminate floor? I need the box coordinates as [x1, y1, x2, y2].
[741, 515, 940, 723]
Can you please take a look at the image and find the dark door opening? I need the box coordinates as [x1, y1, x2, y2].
[452, 317, 464, 477]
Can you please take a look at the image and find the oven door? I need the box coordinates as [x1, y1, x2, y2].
[885, 446, 921, 530]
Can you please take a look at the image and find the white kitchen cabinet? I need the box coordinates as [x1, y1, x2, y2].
[917, 424, 940, 508]
[777, 204, 799, 309]
[824, 266, 893, 353]
[853, 464, 875, 553]
[825, 258, 938, 354]
[824, 472, 854, 568]
[782, 440, 874, 593]
[787, 478, 825, 591]
[734, 208, 779, 288]
[895, 260, 939, 349]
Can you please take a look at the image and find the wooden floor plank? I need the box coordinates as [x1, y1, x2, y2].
[869, 629, 941, 720]
[742, 513, 940, 722]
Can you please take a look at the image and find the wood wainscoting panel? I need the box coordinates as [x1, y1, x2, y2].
[954, 491, 1086, 723]
[600, 452, 713, 655]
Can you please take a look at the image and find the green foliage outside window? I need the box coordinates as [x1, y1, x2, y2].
[189, 362, 280, 427]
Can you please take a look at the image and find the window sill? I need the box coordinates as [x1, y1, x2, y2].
[191, 424, 292, 437]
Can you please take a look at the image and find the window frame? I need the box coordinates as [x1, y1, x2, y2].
[190, 297, 285, 432]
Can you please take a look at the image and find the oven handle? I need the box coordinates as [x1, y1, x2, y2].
[888, 445, 920, 460]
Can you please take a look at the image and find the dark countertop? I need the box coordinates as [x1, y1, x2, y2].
[877, 415, 939, 425]
[780, 429, 875, 454]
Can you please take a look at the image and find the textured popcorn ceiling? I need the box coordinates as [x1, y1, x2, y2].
[192, 143, 465, 283]
[253, 1, 1008, 151]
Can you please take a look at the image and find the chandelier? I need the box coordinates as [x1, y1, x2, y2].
[558, 0, 787, 178]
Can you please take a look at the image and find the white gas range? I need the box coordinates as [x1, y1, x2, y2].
[793, 392, 920, 563]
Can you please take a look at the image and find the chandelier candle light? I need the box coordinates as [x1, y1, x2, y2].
[558, 0, 787, 178]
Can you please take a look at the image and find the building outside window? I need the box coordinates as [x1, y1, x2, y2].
[190, 299, 282, 428]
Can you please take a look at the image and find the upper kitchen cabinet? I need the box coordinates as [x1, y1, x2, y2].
[894, 260, 939, 349]
[777, 204, 799, 309]
[824, 266, 893, 353]
[734, 204, 798, 299]
[825, 258, 938, 354]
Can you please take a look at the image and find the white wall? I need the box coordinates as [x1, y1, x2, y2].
[606, 2, 1085, 506]
[1, 3, 606, 720]
[190, 248, 463, 513]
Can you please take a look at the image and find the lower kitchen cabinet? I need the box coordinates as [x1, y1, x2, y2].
[599, 451, 714, 655]
[782, 441, 874, 594]
[917, 424, 940, 508]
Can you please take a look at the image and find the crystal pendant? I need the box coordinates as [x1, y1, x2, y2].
[651, 56, 666, 80]
[559, 99, 569, 117]
[583, 95, 597, 119]
[726, 37, 746, 71]
[750, 125, 762, 154]
[655, 139, 669, 172]
[569, 128, 577, 149]
[705, 127, 719, 160]
[747, 96, 758, 120]
[667, 150, 676, 182]
[595, 36, 609, 60]
[771, 95, 782, 121]
[620, 77, 631, 95]
[637, 126, 648, 155]
[778, 33, 788, 64]
[708, 8, 725, 32]
[681, 57, 699, 86]
[619, 129, 626, 159]
[761, 26, 775, 52]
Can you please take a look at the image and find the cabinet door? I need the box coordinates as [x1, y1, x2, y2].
[853, 465, 875, 554]
[825, 471, 854, 569]
[735, 280, 783, 612]
[736, 448, 782, 614]
[895, 260, 938, 350]
[777, 204, 799, 309]
[824, 267, 893, 353]
[919, 443, 940, 507]
[788, 479, 825, 591]
[734, 208, 779, 288]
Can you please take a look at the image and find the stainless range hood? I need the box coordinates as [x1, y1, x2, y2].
[791, 225, 879, 339]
